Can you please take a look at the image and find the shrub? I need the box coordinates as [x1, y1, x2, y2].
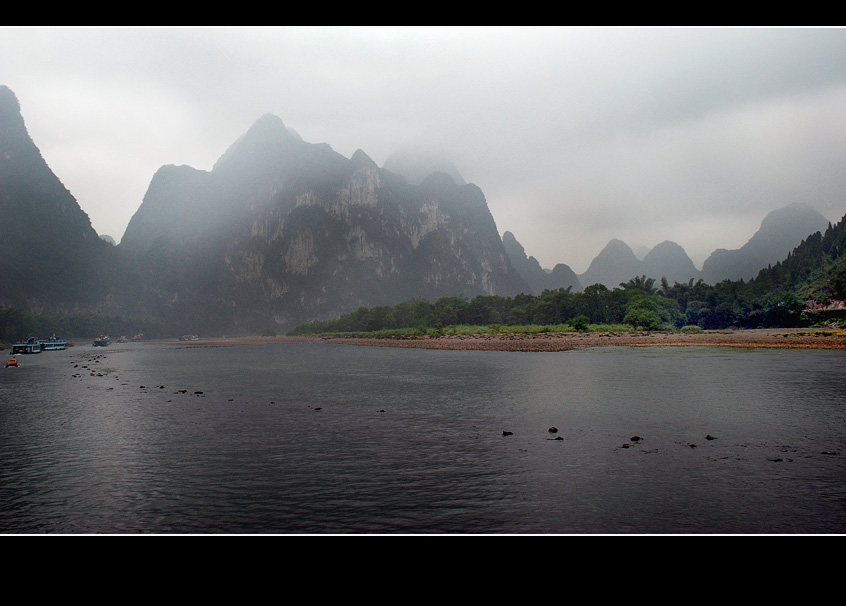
[624, 307, 662, 331]
[568, 315, 589, 331]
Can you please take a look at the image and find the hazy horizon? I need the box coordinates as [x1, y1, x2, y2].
[3, 26, 846, 273]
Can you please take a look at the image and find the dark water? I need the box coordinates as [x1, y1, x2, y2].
[1, 341, 844, 534]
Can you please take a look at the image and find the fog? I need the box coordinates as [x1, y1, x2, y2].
[2, 26, 846, 273]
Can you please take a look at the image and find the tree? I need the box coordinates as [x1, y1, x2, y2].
[684, 300, 711, 328]
[832, 259, 846, 299]
[624, 307, 662, 330]
[620, 275, 657, 295]
[623, 295, 679, 330]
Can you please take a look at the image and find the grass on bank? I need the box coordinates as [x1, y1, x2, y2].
[288, 322, 675, 339]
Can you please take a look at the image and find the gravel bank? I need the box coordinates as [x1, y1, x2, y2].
[167, 328, 846, 352]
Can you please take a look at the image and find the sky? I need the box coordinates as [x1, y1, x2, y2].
[2, 26, 846, 273]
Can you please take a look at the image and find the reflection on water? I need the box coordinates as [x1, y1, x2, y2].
[0, 342, 844, 533]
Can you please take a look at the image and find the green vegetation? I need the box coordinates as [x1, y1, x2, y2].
[288, 321, 633, 340]
[289, 215, 846, 337]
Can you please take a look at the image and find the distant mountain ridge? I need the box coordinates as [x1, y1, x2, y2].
[504, 234, 704, 293]
[701, 203, 830, 283]
[1, 88, 528, 332]
[0, 85, 119, 311]
[502, 231, 580, 294]
[1, 83, 841, 336]
[120, 113, 350, 252]
[382, 148, 466, 187]
[506, 204, 833, 291]
[118, 113, 527, 331]
[643, 240, 701, 285]
[578, 238, 645, 290]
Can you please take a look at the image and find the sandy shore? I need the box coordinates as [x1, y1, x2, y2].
[166, 328, 846, 352]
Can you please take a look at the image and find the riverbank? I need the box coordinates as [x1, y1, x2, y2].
[165, 328, 846, 352]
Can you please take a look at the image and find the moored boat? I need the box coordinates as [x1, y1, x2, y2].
[12, 338, 42, 354]
[93, 335, 111, 347]
[41, 335, 67, 351]
[12, 335, 68, 353]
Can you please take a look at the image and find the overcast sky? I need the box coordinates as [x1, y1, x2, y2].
[3, 26, 846, 273]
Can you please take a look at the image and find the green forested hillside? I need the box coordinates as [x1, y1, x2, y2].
[288, 213, 846, 336]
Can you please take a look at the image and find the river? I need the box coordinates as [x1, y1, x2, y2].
[1, 341, 843, 534]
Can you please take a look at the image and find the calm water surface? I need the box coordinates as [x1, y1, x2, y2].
[1, 340, 844, 534]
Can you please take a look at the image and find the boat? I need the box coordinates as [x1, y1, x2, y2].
[12, 337, 42, 354]
[12, 335, 68, 354]
[5, 358, 18, 367]
[41, 335, 67, 351]
[93, 335, 111, 347]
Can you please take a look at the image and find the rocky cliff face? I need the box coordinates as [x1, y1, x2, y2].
[0, 85, 118, 312]
[120, 114, 526, 332]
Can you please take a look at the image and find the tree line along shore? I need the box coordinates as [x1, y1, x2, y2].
[285, 280, 845, 339]
[285, 216, 846, 341]
[4, 212, 846, 346]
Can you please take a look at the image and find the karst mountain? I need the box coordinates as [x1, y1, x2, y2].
[0, 84, 838, 335]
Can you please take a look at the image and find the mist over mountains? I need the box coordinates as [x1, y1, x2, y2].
[0, 85, 120, 312]
[700, 203, 831, 283]
[381, 148, 467, 187]
[504, 204, 830, 293]
[118, 111, 530, 332]
[502, 231, 581, 293]
[0, 84, 838, 334]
